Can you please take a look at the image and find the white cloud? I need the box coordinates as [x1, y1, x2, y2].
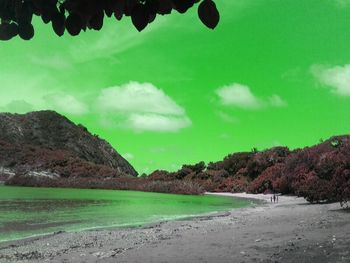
[1, 100, 34, 113]
[96, 82, 184, 115]
[219, 133, 231, 140]
[69, 16, 169, 63]
[0, 70, 89, 116]
[123, 153, 134, 161]
[216, 83, 261, 109]
[126, 113, 191, 132]
[43, 93, 89, 115]
[216, 111, 239, 123]
[334, 0, 350, 7]
[311, 64, 350, 96]
[1, 92, 89, 116]
[216, 83, 286, 109]
[0, 72, 48, 108]
[96, 82, 191, 132]
[268, 95, 288, 107]
[29, 54, 72, 70]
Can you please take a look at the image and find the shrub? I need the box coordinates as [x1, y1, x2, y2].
[298, 172, 336, 203]
[5, 176, 204, 195]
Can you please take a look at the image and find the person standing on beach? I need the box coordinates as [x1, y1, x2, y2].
[271, 196, 273, 203]
[273, 194, 276, 203]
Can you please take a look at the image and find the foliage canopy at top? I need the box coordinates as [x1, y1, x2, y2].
[0, 0, 220, 41]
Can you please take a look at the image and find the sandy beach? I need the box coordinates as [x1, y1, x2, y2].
[0, 193, 349, 263]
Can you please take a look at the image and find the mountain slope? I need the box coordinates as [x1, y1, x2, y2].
[0, 111, 137, 177]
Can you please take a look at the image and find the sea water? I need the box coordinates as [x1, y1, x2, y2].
[0, 185, 251, 242]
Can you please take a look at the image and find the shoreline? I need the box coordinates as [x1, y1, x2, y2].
[1, 193, 349, 262]
[0, 193, 254, 246]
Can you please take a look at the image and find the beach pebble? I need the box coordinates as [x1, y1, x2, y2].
[92, 251, 103, 257]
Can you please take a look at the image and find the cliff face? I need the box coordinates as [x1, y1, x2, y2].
[0, 111, 137, 178]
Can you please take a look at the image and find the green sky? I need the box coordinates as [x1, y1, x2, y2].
[1, 0, 350, 174]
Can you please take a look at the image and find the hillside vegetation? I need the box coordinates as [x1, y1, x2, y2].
[1, 111, 348, 205]
[147, 136, 350, 207]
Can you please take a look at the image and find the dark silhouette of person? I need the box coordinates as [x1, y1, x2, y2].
[271, 196, 273, 203]
[273, 194, 276, 203]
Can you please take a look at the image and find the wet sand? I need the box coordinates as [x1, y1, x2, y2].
[0, 193, 349, 263]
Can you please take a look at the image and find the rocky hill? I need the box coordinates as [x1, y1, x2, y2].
[0, 111, 137, 181]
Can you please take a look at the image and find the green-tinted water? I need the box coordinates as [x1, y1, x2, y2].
[0, 186, 251, 242]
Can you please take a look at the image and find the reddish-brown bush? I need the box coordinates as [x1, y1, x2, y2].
[3, 135, 350, 207]
[5, 176, 204, 195]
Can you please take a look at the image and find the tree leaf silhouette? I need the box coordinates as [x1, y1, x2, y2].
[131, 4, 149, 32]
[157, 0, 172, 15]
[52, 12, 66, 36]
[66, 13, 83, 36]
[173, 0, 195, 14]
[113, 0, 125, 20]
[89, 11, 104, 31]
[0, 23, 18, 41]
[18, 22, 34, 40]
[198, 0, 219, 29]
[0, 0, 220, 40]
